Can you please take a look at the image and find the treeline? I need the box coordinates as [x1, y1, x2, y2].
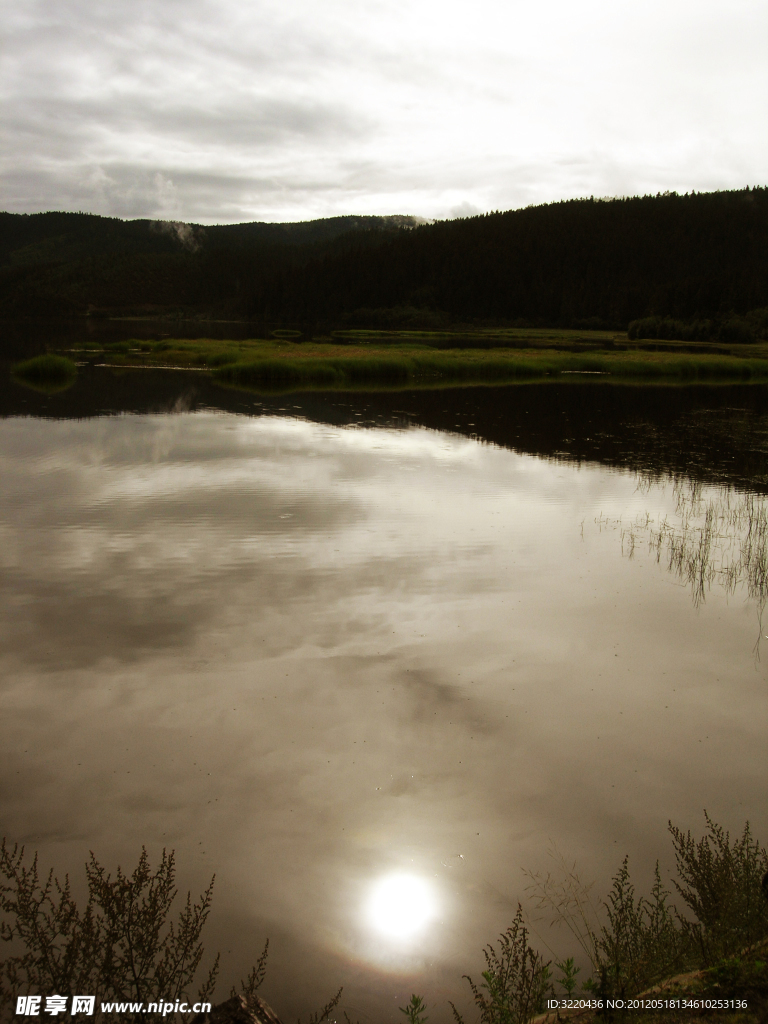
[0, 212, 417, 319]
[629, 307, 768, 344]
[251, 188, 768, 328]
[0, 211, 418, 266]
[1, 188, 767, 329]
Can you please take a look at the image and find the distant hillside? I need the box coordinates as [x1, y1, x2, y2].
[249, 188, 768, 330]
[0, 211, 420, 318]
[1, 190, 766, 329]
[0, 211, 420, 266]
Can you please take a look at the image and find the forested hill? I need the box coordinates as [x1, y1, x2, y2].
[252, 188, 768, 329]
[1, 188, 766, 329]
[0, 210, 420, 318]
[0, 211, 420, 266]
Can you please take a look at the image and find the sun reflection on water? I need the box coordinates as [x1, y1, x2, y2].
[365, 873, 438, 941]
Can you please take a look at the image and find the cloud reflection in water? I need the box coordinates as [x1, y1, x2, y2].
[0, 410, 766, 1020]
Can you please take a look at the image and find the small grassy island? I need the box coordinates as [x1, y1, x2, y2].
[54, 328, 768, 393]
[11, 353, 78, 392]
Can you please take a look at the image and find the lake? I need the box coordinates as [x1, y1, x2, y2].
[1, 363, 767, 1021]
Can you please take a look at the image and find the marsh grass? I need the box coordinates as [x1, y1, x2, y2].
[217, 358, 344, 388]
[61, 333, 768, 390]
[199, 350, 240, 368]
[11, 354, 78, 393]
[215, 349, 768, 391]
[619, 480, 768, 608]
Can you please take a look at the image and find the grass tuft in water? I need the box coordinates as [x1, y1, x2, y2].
[619, 480, 768, 610]
[11, 353, 78, 393]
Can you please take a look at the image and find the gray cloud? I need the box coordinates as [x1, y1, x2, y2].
[1, 0, 767, 221]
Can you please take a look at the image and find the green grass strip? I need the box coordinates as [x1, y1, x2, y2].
[215, 349, 768, 391]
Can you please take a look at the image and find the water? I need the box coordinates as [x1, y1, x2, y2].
[1, 366, 767, 1021]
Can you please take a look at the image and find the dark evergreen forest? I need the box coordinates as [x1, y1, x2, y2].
[1, 188, 766, 332]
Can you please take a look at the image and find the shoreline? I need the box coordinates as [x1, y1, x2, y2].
[43, 332, 768, 392]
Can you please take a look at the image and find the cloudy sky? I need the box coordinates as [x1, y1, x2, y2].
[2, 0, 766, 223]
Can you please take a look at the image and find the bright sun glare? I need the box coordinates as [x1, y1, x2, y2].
[366, 873, 437, 940]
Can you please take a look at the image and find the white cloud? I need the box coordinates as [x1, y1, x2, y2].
[1, 0, 766, 222]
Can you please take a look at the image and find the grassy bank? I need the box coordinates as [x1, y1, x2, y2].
[214, 349, 768, 390]
[55, 331, 768, 391]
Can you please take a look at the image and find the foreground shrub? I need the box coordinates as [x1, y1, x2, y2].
[0, 841, 219, 1021]
[3, 814, 766, 1024]
[594, 859, 688, 998]
[669, 811, 768, 964]
[701, 951, 768, 1003]
[0, 840, 341, 1024]
[449, 904, 551, 1024]
[400, 994, 429, 1024]
[526, 813, 767, 1006]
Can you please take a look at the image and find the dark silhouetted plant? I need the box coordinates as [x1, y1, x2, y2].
[0, 840, 219, 1022]
[523, 844, 602, 977]
[669, 811, 768, 964]
[231, 938, 269, 1008]
[298, 986, 343, 1024]
[450, 904, 551, 1024]
[0, 840, 346, 1024]
[554, 957, 580, 997]
[399, 994, 429, 1024]
[596, 858, 687, 998]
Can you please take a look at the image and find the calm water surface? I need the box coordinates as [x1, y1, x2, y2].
[1, 372, 767, 1021]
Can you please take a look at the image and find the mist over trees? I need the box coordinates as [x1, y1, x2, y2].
[1, 188, 767, 331]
